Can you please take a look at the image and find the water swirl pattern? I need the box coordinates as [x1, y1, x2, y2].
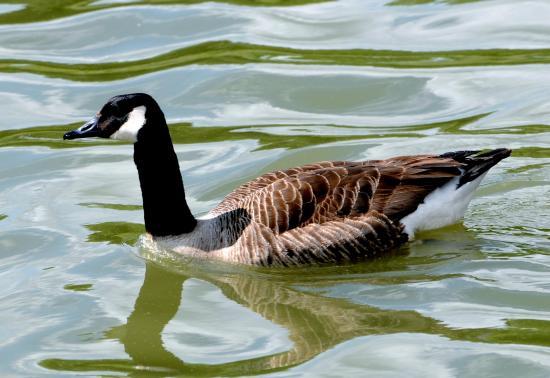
[0, 0, 549, 376]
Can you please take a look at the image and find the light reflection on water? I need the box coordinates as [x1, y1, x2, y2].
[0, 0, 549, 376]
[2, 0, 550, 62]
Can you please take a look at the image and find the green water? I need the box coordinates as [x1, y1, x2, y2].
[1, 0, 549, 376]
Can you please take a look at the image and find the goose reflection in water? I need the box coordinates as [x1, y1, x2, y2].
[41, 242, 550, 376]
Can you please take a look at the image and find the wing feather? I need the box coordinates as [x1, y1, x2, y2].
[210, 156, 465, 235]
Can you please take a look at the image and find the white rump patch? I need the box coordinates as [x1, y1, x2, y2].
[401, 173, 487, 239]
[110, 105, 146, 142]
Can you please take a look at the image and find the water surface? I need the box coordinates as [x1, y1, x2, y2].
[0, 0, 549, 376]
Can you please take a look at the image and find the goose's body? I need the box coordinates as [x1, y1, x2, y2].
[64, 93, 511, 266]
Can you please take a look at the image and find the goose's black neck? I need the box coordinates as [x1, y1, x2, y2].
[133, 104, 196, 237]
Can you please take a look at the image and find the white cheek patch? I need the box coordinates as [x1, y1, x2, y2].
[110, 105, 146, 142]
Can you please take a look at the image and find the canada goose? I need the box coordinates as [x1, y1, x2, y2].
[64, 93, 511, 266]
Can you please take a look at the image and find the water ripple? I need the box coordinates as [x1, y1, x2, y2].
[2, 1, 550, 63]
[1, 0, 549, 376]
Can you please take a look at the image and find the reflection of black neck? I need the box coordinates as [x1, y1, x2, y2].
[133, 106, 196, 236]
[122, 262, 186, 368]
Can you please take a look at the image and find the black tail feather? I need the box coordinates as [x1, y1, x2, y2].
[440, 148, 511, 187]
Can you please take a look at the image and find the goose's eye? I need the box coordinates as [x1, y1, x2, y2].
[100, 103, 124, 118]
[107, 107, 123, 118]
[96, 115, 120, 135]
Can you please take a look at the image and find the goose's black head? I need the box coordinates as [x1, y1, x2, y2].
[63, 93, 163, 142]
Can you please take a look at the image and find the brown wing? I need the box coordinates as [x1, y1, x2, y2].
[210, 161, 349, 215]
[370, 155, 464, 222]
[239, 165, 381, 234]
[211, 156, 465, 234]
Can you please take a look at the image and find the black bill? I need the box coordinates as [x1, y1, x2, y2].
[63, 117, 100, 140]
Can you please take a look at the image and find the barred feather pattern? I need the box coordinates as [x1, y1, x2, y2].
[166, 156, 466, 266]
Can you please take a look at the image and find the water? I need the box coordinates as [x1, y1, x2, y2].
[0, 0, 549, 376]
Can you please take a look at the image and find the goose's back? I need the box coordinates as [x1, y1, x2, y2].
[204, 156, 464, 265]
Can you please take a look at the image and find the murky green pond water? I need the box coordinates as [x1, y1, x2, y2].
[1, 0, 549, 376]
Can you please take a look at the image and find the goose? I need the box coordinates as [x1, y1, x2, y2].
[63, 93, 511, 266]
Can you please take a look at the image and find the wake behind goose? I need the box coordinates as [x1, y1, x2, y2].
[64, 93, 511, 266]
